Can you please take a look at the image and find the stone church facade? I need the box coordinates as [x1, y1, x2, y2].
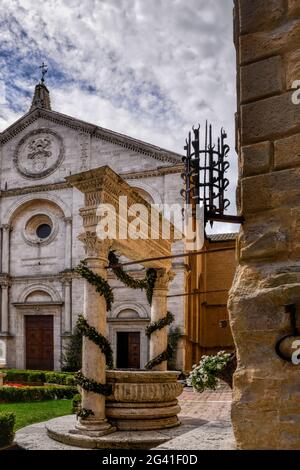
[0, 82, 186, 371]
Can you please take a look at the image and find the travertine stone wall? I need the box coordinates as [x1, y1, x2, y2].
[231, 0, 300, 450]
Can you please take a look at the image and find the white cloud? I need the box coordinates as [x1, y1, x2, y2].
[0, 0, 238, 232]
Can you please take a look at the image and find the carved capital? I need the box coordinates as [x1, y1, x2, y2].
[0, 276, 11, 288]
[154, 269, 175, 290]
[78, 231, 112, 259]
[64, 217, 72, 225]
[78, 231, 100, 258]
[2, 224, 11, 232]
[61, 272, 73, 284]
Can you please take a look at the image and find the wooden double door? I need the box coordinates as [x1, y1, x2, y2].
[25, 315, 54, 370]
[117, 332, 140, 369]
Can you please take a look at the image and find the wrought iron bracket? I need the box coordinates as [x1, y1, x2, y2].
[206, 212, 244, 224]
[181, 122, 244, 227]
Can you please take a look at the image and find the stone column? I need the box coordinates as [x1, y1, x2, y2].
[64, 217, 72, 270]
[0, 229, 2, 274]
[63, 278, 72, 334]
[230, 0, 300, 450]
[1, 280, 10, 334]
[2, 225, 11, 274]
[76, 232, 115, 436]
[149, 269, 173, 371]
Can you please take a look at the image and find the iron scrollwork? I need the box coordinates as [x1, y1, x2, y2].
[181, 122, 243, 227]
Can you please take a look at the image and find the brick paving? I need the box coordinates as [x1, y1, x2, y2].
[155, 385, 235, 450]
[178, 386, 232, 422]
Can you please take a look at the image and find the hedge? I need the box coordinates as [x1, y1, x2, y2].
[44, 372, 76, 386]
[3, 369, 75, 385]
[0, 412, 15, 448]
[3, 369, 45, 384]
[72, 393, 81, 414]
[0, 385, 78, 403]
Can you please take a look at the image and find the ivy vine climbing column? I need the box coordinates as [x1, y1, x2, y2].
[76, 233, 115, 436]
[148, 269, 174, 371]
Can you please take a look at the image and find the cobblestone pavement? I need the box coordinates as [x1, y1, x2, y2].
[15, 386, 235, 450]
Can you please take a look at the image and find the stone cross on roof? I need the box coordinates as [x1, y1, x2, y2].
[39, 62, 48, 84]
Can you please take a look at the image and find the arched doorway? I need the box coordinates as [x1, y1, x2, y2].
[25, 314, 54, 370]
[24, 290, 55, 370]
[14, 286, 63, 370]
[108, 304, 150, 369]
[115, 309, 141, 368]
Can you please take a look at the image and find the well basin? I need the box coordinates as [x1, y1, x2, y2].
[106, 370, 183, 431]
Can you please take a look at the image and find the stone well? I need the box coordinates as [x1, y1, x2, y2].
[106, 370, 183, 431]
[58, 167, 184, 445]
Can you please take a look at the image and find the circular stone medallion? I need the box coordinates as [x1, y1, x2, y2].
[14, 129, 64, 178]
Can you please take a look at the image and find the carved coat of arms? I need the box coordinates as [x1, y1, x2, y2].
[14, 129, 64, 178]
[27, 137, 52, 172]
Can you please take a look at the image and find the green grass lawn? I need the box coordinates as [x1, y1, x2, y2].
[0, 399, 73, 430]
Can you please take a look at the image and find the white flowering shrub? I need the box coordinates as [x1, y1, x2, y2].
[187, 351, 232, 393]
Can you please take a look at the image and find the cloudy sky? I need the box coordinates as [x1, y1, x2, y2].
[0, 0, 238, 232]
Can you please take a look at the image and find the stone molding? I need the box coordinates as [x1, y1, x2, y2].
[21, 209, 58, 247]
[17, 283, 62, 303]
[3, 192, 72, 225]
[0, 182, 70, 198]
[110, 302, 149, 319]
[13, 301, 63, 308]
[123, 165, 183, 179]
[0, 166, 182, 199]
[108, 318, 149, 323]
[9, 273, 77, 283]
[128, 180, 163, 207]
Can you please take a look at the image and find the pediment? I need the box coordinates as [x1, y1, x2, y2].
[0, 107, 182, 165]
